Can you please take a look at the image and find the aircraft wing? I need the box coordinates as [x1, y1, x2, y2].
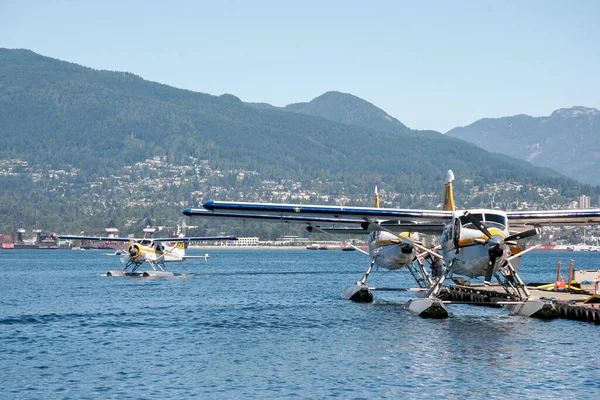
[316, 222, 445, 235]
[152, 236, 237, 242]
[182, 208, 369, 225]
[184, 201, 453, 224]
[59, 235, 237, 242]
[59, 235, 133, 242]
[506, 209, 600, 226]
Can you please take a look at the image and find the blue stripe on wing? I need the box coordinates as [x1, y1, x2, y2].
[152, 236, 237, 242]
[190, 201, 453, 222]
[507, 209, 600, 225]
[58, 235, 133, 242]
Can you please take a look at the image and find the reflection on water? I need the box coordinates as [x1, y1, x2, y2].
[0, 250, 598, 399]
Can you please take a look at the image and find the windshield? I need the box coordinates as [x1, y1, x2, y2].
[484, 213, 507, 229]
[459, 213, 506, 230]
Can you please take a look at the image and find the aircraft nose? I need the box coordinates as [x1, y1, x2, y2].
[489, 234, 504, 246]
[128, 244, 139, 257]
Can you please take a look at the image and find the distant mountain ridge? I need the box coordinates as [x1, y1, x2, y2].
[286, 91, 409, 134]
[446, 106, 600, 185]
[0, 48, 564, 184]
[248, 91, 409, 135]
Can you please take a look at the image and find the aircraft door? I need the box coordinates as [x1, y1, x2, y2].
[453, 217, 461, 252]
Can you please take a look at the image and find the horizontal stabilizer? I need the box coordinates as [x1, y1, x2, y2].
[183, 255, 211, 260]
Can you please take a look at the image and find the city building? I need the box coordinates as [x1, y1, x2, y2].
[579, 194, 590, 209]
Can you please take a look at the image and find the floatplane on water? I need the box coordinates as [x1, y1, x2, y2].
[60, 228, 236, 277]
[183, 170, 600, 318]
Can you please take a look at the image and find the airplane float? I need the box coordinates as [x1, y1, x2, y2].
[182, 170, 600, 318]
[60, 229, 237, 277]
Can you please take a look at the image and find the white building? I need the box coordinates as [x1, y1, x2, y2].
[275, 235, 309, 244]
[231, 237, 259, 246]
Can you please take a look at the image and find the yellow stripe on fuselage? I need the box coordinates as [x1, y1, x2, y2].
[374, 233, 416, 247]
[456, 228, 506, 247]
[139, 247, 163, 255]
[375, 240, 404, 246]
[139, 247, 179, 256]
[138, 243, 184, 256]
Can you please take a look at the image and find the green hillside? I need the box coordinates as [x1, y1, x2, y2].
[284, 91, 409, 134]
[0, 49, 597, 236]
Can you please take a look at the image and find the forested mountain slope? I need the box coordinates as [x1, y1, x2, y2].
[0, 48, 596, 235]
[447, 107, 600, 185]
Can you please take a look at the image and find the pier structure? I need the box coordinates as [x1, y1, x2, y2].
[445, 284, 600, 325]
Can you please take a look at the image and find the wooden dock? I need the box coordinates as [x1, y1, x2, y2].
[445, 284, 600, 325]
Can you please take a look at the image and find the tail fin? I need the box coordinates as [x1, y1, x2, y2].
[174, 224, 188, 250]
[442, 170, 455, 211]
[375, 186, 380, 208]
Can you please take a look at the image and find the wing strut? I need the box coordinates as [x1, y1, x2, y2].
[306, 226, 370, 256]
[364, 222, 444, 261]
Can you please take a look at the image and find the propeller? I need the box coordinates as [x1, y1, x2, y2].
[504, 227, 541, 244]
[361, 221, 443, 261]
[462, 211, 540, 285]
[463, 211, 494, 239]
[486, 244, 505, 284]
[128, 243, 140, 258]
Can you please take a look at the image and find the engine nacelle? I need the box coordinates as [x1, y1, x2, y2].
[128, 243, 146, 262]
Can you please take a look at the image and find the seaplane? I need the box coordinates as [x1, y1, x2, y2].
[182, 170, 600, 318]
[59, 227, 236, 277]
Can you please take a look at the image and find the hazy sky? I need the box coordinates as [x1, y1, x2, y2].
[1, 0, 598, 132]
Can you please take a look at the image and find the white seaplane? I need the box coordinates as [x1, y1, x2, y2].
[59, 230, 236, 277]
[182, 170, 600, 318]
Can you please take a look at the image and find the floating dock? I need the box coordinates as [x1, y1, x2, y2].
[446, 284, 600, 325]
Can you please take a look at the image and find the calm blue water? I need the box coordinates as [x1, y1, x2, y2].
[1, 249, 598, 399]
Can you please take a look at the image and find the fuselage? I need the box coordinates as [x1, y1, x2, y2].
[128, 240, 186, 264]
[369, 231, 418, 270]
[440, 209, 510, 278]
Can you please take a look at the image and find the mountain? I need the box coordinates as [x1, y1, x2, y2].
[0, 48, 596, 235]
[446, 107, 600, 185]
[249, 91, 410, 134]
[1, 49, 413, 181]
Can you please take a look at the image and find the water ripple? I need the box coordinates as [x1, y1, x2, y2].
[0, 250, 598, 399]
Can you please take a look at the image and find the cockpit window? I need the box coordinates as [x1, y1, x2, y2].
[485, 213, 507, 228]
[459, 213, 483, 229]
[459, 213, 506, 230]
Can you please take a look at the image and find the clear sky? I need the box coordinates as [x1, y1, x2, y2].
[1, 0, 598, 132]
